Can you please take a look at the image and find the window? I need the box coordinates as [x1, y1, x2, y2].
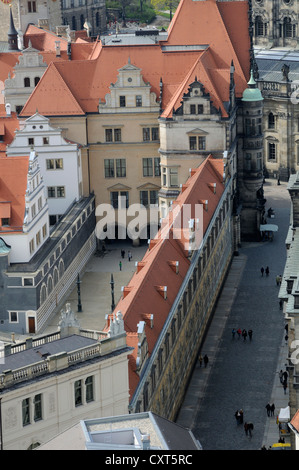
[34, 394, 42, 422]
[169, 168, 178, 187]
[31, 204, 36, 219]
[255, 16, 266, 36]
[189, 136, 206, 150]
[197, 104, 204, 114]
[190, 104, 196, 114]
[10, 311, 18, 322]
[28, 1, 36, 12]
[245, 153, 251, 171]
[74, 380, 83, 407]
[104, 159, 114, 178]
[116, 158, 126, 177]
[105, 128, 122, 142]
[143, 158, 153, 177]
[43, 137, 49, 145]
[143, 128, 150, 141]
[29, 239, 35, 254]
[28, 137, 34, 146]
[136, 95, 142, 107]
[119, 96, 126, 107]
[190, 104, 204, 114]
[38, 196, 42, 211]
[85, 376, 94, 403]
[34, 77, 40, 86]
[23, 278, 33, 286]
[36, 231, 41, 246]
[110, 191, 129, 209]
[57, 186, 65, 198]
[22, 398, 30, 426]
[24, 77, 31, 87]
[198, 136, 206, 150]
[141, 190, 158, 207]
[46, 159, 63, 169]
[42, 223, 47, 238]
[151, 128, 159, 141]
[47, 186, 56, 198]
[1, 218, 9, 226]
[268, 113, 275, 129]
[268, 142, 276, 161]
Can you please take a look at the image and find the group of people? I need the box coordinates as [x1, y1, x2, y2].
[119, 249, 132, 270]
[232, 328, 253, 341]
[235, 410, 254, 437]
[261, 266, 270, 277]
[198, 354, 209, 368]
[265, 402, 275, 417]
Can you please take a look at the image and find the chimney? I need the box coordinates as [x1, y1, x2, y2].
[5, 103, 11, 117]
[67, 41, 71, 60]
[141, 434, 151, 450]
[55, 40, 61, 57]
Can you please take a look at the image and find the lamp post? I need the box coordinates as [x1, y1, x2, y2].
[110, 273, 115, 312]
[77, 273, 82, 312]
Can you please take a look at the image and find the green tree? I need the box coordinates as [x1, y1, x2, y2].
[150, 0, 180, 20]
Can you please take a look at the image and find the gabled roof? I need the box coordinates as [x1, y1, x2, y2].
[104, 155, 225, 399]
[20, 0, 250, 118]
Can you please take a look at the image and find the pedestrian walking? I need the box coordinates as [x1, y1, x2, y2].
[242, 329, 247, 341]
[270, 403, 275, 417]
[279, 275, 282, 285]
[247, 422, 254, 437]
[128, 250, 132, 262]
[119, 261, 122, 271]
[283, 380, 288, 395]
[283, 370, 288, 382]
[279, 299, 283, 310]
[265, 266, 270, 276]
[237, 328, 242, 339]
[279, 370, 283, 384]
[203, 354, 209, 368]
[239, 409, 244, 424]
[198, 355, 203, 367]
[248, 329, 253, 341]
[235, 410, 241, 424]
[261, 267, 264, 277]
[121, 249, 125, 259]
[265, 403, 271, 417]
[285, 323, 288, 334]
[276, 275, 280, 286]
[232, 328, 236, 339]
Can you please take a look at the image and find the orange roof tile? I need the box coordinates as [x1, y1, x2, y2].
[290, 409, 299, 433]
[0, 155, 29, 232]
[0, 106, 20, 155]
[20, 0, 251, 118]
[104, 155, 225, 399]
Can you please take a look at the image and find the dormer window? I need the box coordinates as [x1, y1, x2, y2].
[190, 104, 204, 114]
[24, 77, 31, 88]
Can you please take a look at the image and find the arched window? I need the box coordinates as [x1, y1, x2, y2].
[283, 17, 294, 38]
[47, 276, 53, 294]
[24, 77, 30, 87]
[80, 14, 84, 29]
[59, 259, 64, 278]
[255, 16, 265, 36]
[268, 112, 275, 129]
[40, 284, 47, 304]
[96, 12, 100, 27]
[53, 267, 59, 286]
[34, 77, 40, 86]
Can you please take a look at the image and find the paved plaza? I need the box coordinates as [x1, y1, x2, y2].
[176, 179, 292, 450]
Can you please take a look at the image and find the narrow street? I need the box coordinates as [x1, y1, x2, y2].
[177, 179, 291, 450]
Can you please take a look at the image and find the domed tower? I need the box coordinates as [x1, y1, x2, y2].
[238, 70, 265, 241]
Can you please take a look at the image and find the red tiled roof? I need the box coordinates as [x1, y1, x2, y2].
[104, 155, 225, 399]
[0, 155, 29, 232]
[20, 0, 250, 118]
[0, 106, 20, 155]
[290, 409, 299, 433]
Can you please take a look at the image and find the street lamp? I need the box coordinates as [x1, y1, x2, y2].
[77, 273, 82, 312]
[110, 273, 115, 312]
